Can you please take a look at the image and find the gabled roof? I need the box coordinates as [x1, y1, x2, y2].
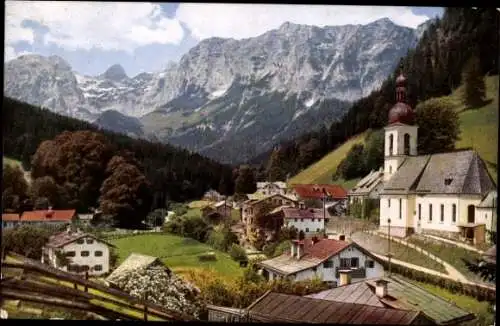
[478, 190, 497, 208]
[244, 193, 298, 207]
[20, 209, 76, 222]
[282, 207, 329, 219]
[292, 184, 347, 199]
[258, 239, 350, 275]
[257, 181, 287, 189]
[247, 292, 424, 325]
[106, 253, 168, 284]
[349, 168, 384, 196]
[306, 275, 475, 325]
[381, 150, 496, 196]
[44, 230, 115, 249]
[214, 201, 232, 208]
[2, 213, 20, 221]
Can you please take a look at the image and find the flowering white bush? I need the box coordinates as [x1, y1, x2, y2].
[112, 267, 203, 318]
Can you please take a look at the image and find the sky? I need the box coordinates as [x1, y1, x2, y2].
[5, 2, 444, 77]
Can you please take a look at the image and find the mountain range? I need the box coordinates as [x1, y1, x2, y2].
[4, 18, 432, 164]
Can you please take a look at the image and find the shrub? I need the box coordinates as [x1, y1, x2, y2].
[198, 252, 217, 262]
[229, 244, 247, 262]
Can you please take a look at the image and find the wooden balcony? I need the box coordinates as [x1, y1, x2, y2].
[335, 267, 366, 279]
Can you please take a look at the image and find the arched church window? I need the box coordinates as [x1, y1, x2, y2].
[389, 134, 394, 155]
[404, 133, 410, 155]
[389, 165, 392, 174]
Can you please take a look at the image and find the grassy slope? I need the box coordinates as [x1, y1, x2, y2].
[110, 234, 243, 280]
[289, 75, 498, 188]
[288, 132, 368, 186]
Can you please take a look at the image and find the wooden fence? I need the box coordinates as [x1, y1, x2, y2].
[1, 252, 196, 321]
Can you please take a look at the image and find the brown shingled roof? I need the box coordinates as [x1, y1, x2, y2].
[248, 292, 424, 324]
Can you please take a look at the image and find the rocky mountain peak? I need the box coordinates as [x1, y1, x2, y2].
[101, 64, 128, 81]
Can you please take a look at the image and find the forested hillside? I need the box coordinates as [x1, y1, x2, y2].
[262, 8, 498, 180]
[2, 97, 235, 205]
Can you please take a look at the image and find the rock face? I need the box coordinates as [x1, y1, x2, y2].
[4, 18, 431, 164]
[111, 266, 203, 319]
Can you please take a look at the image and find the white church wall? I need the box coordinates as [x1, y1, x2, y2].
[416, 195, 461, 233]
[457, 195, 483, 225]
[476, 207, 495, 232]
[379, 195, 409, 228]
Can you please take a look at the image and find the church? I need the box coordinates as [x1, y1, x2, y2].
[377, 71, 497, 244]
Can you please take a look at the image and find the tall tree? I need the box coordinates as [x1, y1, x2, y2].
[30, 176, 68, 209]
[234, 165, 257, 195]
[266, 148, 287, 182]
[363, 130, 385, 172]
[415, 97, 460, 154]
[99, 155, 152, 227]
[2, 164, 29, 212]
[462, 53, 486, 107]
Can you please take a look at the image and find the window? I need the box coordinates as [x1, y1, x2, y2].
[81, 251, 90, 257]
[305, 228, 309, 232]
[66, 251, 76, 257]
[86, 239, 94, 244]
[388, 199, 391, 208]
[68, 264, 79, 272]
[452, 204, 457, 223]
[389, 165, 392, 174]
[81, 265, 90, 272]
[76, 239, 84, 244]
[404, 133, 410, 155]
[429, 204, 433, 222]
[279, 199, 283, 205]
[399, 199, 402, 219]
[294, 218, 298, 222]
[323, 260, 334, 268]
[366, 260, 375, 268]
[95, 251, 103, 257]
[418, 204, 421, 221]
[440, 204, 444, 223]
[340, 258, 350, 268]
[312, 267, 317, 272]
[94, 265, 103, 271]
[350, 257, 359, 268]
[316, 228, 320, 232]
[312, 218, 315, 222]
[301, 219, 304, 222]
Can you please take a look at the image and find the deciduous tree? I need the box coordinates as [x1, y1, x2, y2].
[234, 165, 257, 195]
[2, 164, 29, 212]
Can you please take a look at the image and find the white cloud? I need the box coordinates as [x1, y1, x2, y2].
[175, 4, 431, 40]
[5, 1, 185, 53]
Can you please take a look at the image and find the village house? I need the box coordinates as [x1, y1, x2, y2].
[282, 205, 330, 235]
[347, 167, 384, 205]
[256, 181, 288, 196]
[41, 228, 114, 276]
[242, 193, 298, 239]
[306, 274, 475, 325]
[373, 71, 497, 243]
[291, 184, 348, 215]
[244, 291, 435, 325]
[201, 200, 233, 220]
[257, 238, 384, 285]
[2, 208, 77, 229]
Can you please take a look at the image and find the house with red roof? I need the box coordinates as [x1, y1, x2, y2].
[281, 206, 331, 235]
[257, 238, 384, 285]
[290, 184, 348, 216]
[1, 208, 77, 229]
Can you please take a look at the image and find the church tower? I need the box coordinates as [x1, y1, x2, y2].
[383, 69, 418, 182]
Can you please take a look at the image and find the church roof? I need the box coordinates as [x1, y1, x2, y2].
[478, 190, 497, 208]
[381, 150, 495, 196]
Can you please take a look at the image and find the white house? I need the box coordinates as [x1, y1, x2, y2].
[257, 238, 384, 286]
[283, 205, 329, 234]
[376, 71, 496, 244]
[256, 182, 288, 196]
[41, 228, 114, 276]
[1, 209, 77, 230]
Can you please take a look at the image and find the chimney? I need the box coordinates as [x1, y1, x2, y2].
[375, 279, 389, 298]
[338, 269, 352, 286]
[299, 202, 305, 209]
[291, 241, 298, 258]
[312, 236, 319, 245]
[297, 242, 304, 260]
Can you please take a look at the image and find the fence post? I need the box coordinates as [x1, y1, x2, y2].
[144, 293, 148, 322]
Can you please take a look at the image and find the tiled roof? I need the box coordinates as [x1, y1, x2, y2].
[381, 150, 495, 196]
[292, 184, 347, 199]
[307, 275, 475, 325]
[45, 229, 113, 248]
[282, 207, 329, 219]
[248, 292, 423, 324]
[214, 201, 232, 208]
[349, 168, 384, 195]
[107, 253, 168, 284]
[20, 209, 76, 222]
[2, 213, 20, 221]
[258, 239, 350, 275]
